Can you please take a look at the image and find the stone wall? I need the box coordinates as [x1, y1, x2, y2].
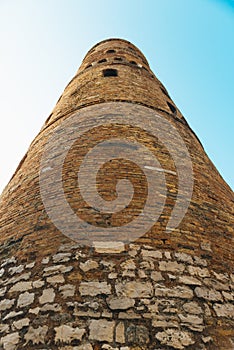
[0, 241, 234, 349]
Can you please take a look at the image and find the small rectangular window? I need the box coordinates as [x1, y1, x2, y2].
[106, 49, 116, 54]
[103, 69, 118, 77]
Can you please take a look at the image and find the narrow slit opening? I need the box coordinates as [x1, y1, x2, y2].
[114, 57, 123, 61]
[161, 87, 170, 98]
[167, 101, 177, 114]
[106, 49, 116, 54]
[98, 59, 107, 63]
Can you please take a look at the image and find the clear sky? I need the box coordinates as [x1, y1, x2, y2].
[0, 0, 233, 194]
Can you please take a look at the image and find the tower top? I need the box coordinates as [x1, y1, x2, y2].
[78, 38, 150, 74]
[84, 38, 149, 62]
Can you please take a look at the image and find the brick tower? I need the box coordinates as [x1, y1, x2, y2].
[0, 39, 233, 350]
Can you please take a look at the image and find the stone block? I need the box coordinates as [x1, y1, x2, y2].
[89, 319, 115, 342]
[79, 281, 111, 296]
[116, 281, 153, 298]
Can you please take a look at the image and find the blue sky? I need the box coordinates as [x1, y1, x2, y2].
[0, 0, 233, 192]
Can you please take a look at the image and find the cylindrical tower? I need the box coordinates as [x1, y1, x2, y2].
[0, 39, 233, 350]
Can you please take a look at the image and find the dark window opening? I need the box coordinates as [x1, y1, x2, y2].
[103, 69, 118, 77]
[106, 49, 116, 54]
[142, 66, 148, 72]
[85, 64, 92, 69]
[130, 60, 137, 65]
[128, 46, 135, 52]
[98, 59, 107, 63]
[114, 57, 123, 61]
[161, 87, 170, 98]
[167, 101, 177, 114]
